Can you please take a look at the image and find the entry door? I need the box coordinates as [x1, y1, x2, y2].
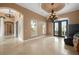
[53, 20, 68, 37]
[61, 21, 68, 36]
[4, 22, 14, 36]
[54, 22, 59, 36]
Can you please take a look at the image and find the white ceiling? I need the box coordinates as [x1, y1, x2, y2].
[57, 3, 79, 15]
[17, 3, 79, 17]
[18, 3, 48, 16]
[0, 3, 79, 17]
[17, 3, 48, 17]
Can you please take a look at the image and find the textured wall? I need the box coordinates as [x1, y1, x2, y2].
[46, 21, 53, 35]
[59, 10, 79, 24]
[0, 3, 46, 40]
[59, 10, 79, 37]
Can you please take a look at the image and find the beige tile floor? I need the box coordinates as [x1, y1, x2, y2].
[0, 36, 78, 55]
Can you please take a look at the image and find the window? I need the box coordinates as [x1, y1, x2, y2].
[54, 22, 59, 35]
[31, 19, 37, 36]
[42, 22, 46, 34]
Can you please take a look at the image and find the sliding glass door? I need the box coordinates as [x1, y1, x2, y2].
[53, 20, 68, 37]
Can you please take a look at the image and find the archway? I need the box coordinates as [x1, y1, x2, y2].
[0, 7, 24, 42]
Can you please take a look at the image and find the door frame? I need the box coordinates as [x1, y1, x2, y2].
[53, 21, 59, 36]
[53, 20, 68, 37]
[4, 21, 14, 36]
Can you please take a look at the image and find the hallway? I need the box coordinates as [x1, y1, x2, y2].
[0, 36, 78, 55]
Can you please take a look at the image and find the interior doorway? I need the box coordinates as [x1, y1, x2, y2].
[53, 20, 68, 37]
[4, 22, 14, 36]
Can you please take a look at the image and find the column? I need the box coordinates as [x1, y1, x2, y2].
[0, 17, 4, 39]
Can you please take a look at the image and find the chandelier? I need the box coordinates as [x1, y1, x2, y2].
[48, 9, 58, 22]
[48, 3, 58, 22]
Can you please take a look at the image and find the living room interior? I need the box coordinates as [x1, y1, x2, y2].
[0, 3, 79, 55]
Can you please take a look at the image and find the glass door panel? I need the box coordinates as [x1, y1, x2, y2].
[54, 22, 59, 35]
[61, 21, 67, 36]
[53, 20, 68, 37]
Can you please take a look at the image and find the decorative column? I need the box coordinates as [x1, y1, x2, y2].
[0, 16, 5, 39]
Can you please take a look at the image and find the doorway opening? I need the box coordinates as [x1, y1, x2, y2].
[0, 8, 24, 42]
[53, 20, 68, 37]
[4, 22, 14, 36]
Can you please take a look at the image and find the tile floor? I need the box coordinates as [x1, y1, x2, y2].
[0, 36, 78, 55]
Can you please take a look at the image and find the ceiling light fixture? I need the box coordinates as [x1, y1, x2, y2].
[48, 3, 58, 22]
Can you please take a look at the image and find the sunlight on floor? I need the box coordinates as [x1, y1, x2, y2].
[0, 36, 78, 55]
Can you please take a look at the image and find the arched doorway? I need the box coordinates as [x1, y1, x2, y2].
[0, 8, 24, 42]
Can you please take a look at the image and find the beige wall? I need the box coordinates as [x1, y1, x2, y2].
[59, 10, 79, 24]
[23, 8, 46, 39]
[46, 21, 53, 35]
[0, 3, 46, 40]
[1, 3, 79, 39]
[46, 10, 79, 35]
